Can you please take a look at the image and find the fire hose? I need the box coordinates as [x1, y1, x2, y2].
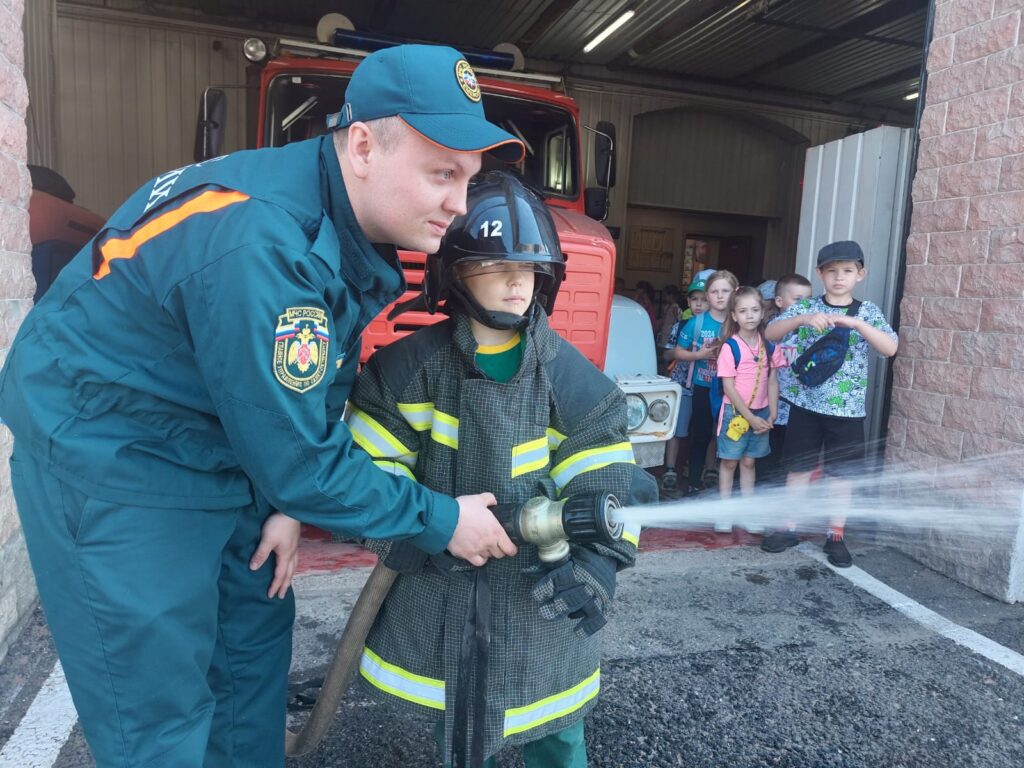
[284, 492, 622, 758]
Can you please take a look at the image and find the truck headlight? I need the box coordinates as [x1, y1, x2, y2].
[243, 37, 268, 62]
[625, 393, 647, 431]
[647, 398, 671, 423]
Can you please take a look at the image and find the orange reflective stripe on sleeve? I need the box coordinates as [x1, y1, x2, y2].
[93, 189, 250, 279]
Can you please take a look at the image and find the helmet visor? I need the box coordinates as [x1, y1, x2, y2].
[454, 259, 556, 279]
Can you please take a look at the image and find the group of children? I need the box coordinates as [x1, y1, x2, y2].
[659, 240, 898, 567]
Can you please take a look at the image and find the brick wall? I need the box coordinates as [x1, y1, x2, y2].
[0, 0, 36, 662]
[889, 0, 1024, 602]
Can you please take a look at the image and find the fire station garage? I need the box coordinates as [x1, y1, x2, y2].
[25, 0, 927, 289]
[5, 1, 1024, 767]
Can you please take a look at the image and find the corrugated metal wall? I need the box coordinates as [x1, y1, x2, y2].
[795, 125, 913, 453]
[54, 7, 250, 216]
[570, 80, 869, 278]
[24, 0, 58, 168]
[628, 108, 798, 218]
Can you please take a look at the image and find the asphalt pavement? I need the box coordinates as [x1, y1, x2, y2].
[2, 535, 1022, 767]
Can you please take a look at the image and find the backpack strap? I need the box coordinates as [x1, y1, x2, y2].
[725, 337, 741, 366]
[846, 300, 862, 317]
[684, 312, 706, 389]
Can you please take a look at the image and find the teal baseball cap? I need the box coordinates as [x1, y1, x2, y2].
[326, 44, 525, 163]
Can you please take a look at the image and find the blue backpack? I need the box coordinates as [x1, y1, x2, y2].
[709, 337, 775, 420]
[790, 300, 861, 387]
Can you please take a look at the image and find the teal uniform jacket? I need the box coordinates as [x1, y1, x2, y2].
[0, 136, 456, 551]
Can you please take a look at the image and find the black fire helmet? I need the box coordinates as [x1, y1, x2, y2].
[389, 171, 566, 331]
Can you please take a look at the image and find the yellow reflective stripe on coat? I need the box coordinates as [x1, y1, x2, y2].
[347, 406, 416, 466]
[359, 647, 445, 710]
[398, 401, 433, 432]
[550, 442, 635, 492]
[546, 428, 566, 451]
[431, 409, 459, 450]
[503, 669, 600, 737]
[372, 460, 415, 480]
[511, 436, 549, 478]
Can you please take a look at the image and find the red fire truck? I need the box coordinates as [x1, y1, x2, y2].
[196, 25, 679, 466]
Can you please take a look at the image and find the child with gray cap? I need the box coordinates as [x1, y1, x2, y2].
[762, 241, 897, 567]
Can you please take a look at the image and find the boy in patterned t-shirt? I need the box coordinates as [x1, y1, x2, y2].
[762, 241, 898, 567]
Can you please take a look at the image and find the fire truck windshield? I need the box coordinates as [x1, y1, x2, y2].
[265, 73, 578, 200]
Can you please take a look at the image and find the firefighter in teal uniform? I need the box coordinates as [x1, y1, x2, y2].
[0, 45, 523, 767]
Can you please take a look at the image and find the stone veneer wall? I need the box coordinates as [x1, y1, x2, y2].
[889, 0, 1024, 602]
[0, 0, 37, 661]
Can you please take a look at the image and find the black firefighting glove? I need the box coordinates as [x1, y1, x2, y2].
[530, 547, 618, 638]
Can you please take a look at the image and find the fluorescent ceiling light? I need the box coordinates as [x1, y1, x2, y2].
[584, 9, 636, 53]
[903, 92, 919, 100]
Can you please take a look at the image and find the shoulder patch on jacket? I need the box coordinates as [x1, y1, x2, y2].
[545, 337, 617, 430]
[373, 320, 453, 398]
[273, 306, 331, 393]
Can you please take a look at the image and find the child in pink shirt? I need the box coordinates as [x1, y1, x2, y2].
[714, 287, 786, 532]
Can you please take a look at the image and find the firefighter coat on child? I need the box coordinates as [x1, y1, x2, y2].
[348, 306, 658, 758]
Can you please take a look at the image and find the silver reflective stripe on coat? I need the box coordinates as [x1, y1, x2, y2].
[430, 409, 459, 450]
[359, 647, 445, 710]
[550, 442, 635, 492]
[348, 406, 417, 466]
[511, 436, 549, 478]
[398, 401, 433, 432]
[502, 668, 600, 736]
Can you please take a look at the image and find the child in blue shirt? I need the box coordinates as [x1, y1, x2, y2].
[667, 270, 738, 494]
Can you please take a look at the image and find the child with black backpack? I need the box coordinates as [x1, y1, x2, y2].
[761, 241, 898, 566]
[712, 287, 786, 533]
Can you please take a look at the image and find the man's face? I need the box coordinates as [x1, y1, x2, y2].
[817, 260, 865, 298]
[360, 125, 482, 253]
[457, 262, 536, 317]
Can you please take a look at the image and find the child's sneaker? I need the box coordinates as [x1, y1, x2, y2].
[761, 530, 799, 553]
[660, 469, 678, 491]
[743, 523, 765, 534]
[702, 468, 719, 488]
[823, 533, 852, 568]
[713, 520, 732, 533]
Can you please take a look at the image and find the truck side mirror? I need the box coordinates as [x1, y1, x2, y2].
[594, 121, 616, 189]
[584, 187, 609, 221]
[194, 88, 226, 163]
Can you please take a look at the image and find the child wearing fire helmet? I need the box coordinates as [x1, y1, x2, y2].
[347, 171, 657, 766]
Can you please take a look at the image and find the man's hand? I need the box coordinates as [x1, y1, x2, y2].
[448, 493, 517, 566]
[250, 512, 301, 599]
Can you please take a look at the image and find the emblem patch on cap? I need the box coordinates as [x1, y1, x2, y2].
[273, 307, 331, 393]
[455, 59, 481, 102]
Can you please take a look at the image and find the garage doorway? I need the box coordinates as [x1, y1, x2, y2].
[687, 234, 757, 285]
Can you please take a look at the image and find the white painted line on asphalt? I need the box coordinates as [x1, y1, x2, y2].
[0, 661, 77, 768]
[798, 542, 1024, 677]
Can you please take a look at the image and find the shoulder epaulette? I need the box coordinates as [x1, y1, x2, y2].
[372, 320, 453, 398]
[544, 337, 617, 431]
